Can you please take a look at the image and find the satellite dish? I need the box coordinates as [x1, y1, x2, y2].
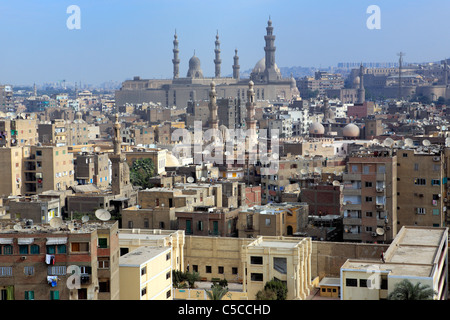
[272, 153, 279, 159]
[442, 125, 447, 131]
[81, 215, 90, 223]
[422, 139, 431, 146]
[383, 138, 394, 147]
[404, 138, 413, 147]
[304, 150, 310, 156]
[300, 169, 307, 175]
[187, 176, 195, 183]
[95, 209, 111, 221]
[94, 147, 101, 152]
[445, 137, 450, 147]
[13, 224, 22, 231]
[376, 228, 385, 236]
[372, 139, 380, 145]
[49, 217, 63, 228]
[332, 180, 340, 186]
[314, 167, 322, 174]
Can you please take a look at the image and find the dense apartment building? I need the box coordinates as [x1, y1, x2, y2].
[74, 152, 110, 189]
[396, 148, 445, 229]
[38, 119, 67, 146]
[0, 145, 75, 197]
[0, 220, 120, 300]
[342, 148, 397, 243]
[0, 118, 38, 148]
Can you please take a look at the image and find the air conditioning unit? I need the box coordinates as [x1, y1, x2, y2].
[433, 156, 440, 162]
[371, 232, 377, 237]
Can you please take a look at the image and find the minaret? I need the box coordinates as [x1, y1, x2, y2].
[172, 30, 180, 79]
[214, 31, 221, 78]
[110, 113, 132, 196]
[33, 83, 37, 97]
[357, 63, 365, 104]
[113, 113, 121, 155]
[444, 59, 448, 87]
[233, 49, 240, 81]
[264, 17, 277, 82]
[209, 82, 219, 130]
[246, 81, 257, 142]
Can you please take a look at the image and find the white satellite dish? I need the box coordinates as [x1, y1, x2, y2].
[332, 180, 340, 186]
[404, 138, 413, 147]
[304, 150, 310, 156]
[300, 169, 307, 175]
[372, 139, 380, 145]
[376, 228, 385, 236]
[187, 176, 195, 183]
[50, 217, 63, 228]
[314, 167, 322, 174]
[422, 139, 431, 147]
[13, 224, 22, 231]
[95, 209, 111, 221]
[272, 153, 279, 159]
[81, 215, 90, 223]
[94, 147, 101, 152]
[383, 138, 394, 147]
[445, 137, 450, 147]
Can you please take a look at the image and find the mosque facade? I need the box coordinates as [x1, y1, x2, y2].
[115, 19, 299, 109]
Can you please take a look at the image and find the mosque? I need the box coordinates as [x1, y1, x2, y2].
[115, 18, 300, 108]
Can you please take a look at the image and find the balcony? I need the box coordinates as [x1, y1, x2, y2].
[343, 173, 361, 181]
[343, 217, 362, 225]
[343, 202, 362, 210]
[376, 204, 385, 211]
[343, 189, 361, 196]
[376, 187, 385, 193]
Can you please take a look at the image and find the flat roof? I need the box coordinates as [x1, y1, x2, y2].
[341, 226, 447, 278]
[119, 245, 170, 267]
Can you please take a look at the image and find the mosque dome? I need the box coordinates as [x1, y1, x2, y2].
[187, 53, 203, 78]
[166, 153, 181, 167]
[252, 57, 280, 75]
[343, 123, 360, 138]
[309, 122, 325, 135]
[353, 76, 360, 87]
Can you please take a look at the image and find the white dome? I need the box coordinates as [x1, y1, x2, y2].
[309, 122, 325, 135]
[166, 153, 180, 167]
[343, 123, 360, 137]
[252, 57, 280, 74]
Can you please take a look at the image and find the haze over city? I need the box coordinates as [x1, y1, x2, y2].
[0, 0, 449, 86]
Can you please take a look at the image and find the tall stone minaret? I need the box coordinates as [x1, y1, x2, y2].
[264, 17, 277, 82]
[110, 113, 132, 196]
[214, 31, 221, 78]
[246, 81, 257, 144]
[209, 82, 219, 130]
[172, 30, 180, 79]
[233, 49, 240, 81]
[357, 63, 365, 104]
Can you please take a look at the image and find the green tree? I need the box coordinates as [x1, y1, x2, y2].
[206, 284, 229, 300]
[129, 158, 155, 189]
[172, 270, 188, 288]
[388, 279, 436, 300]
[255, 288, 277, 300]
[185, 271, 200, 289]
[256, 278, 287, 300]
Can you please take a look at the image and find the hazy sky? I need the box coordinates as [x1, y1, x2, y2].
[0, 0, 449, 86]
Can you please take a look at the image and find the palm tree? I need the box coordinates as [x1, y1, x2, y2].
[206, 284, 229, 300]
[185, 271, 200, 289]
[388, 279, 436, 300]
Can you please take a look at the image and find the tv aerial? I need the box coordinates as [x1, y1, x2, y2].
[95, 209, 111, 221]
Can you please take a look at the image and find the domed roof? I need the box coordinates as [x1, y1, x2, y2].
[187, 53, 203, 78]
[353, 76, 360, 86]
[252, 57, 280, 74]
[166, 153, 180, 167]
[343, 123, 360, 137]
[309, 122, 325, 135]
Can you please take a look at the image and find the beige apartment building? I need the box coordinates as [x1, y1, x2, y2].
[340, 226, 448, 300]
[342, 149, 397, 243]
[119, 245, 173, 300]
[397, 148, 445, 229]
[0, 118, 37, 148]
[0, 145, 75, 197]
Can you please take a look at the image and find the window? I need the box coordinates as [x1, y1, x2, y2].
[197, 221, 203, 231]
[363, 166, 370, 174]
[414, 163, 419, 171]
[414, 178, 426, 186]
[402, 153, 408, 157]
[166, 252, 171, 261]
[98, 238, 108, 249]
[232, 267, 238, 275]
[431, 179, 440, 186]
[346, 278, 357, 287]
[98, 257, 110, 269]
[351, 165, 358, 173]
[141, 266, 147, 276]
[57, 244, 66, 254]
[251, 273, 263, 281]
[433, 209, 440, 216]
[50, 290, 60, 300]
[360, 279, 369, 287]
[365, 181, 373, 188]
[416, 208, 426, 215]
[365, 197, 373, 202]
[365, 211, 373, 217]
[218, 266, 224, 274]
[265, 218, 271, 226]
[0, 267, 12, 277]
[99, 280, 110, 293]
[193, 265, 198, 273]
[273, 257, 287, 274]
[48, 266, 66, 275]
[144, 218, 149, 228]
[24, 291, 34, 300]
[71, 242, 89, 253]
[2, 245, 12, 255]
[206, 266, 212, 273]
[378, 165, 386, 174]
[250, 256, 263, 265]
[24, 266, 34, 276]
[166, 290, 171, 299]
[30, 245, 40, 254]
[166, 271, 171, 280]
[19, 245, 28, 255]
[141, 287, 147, 296]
